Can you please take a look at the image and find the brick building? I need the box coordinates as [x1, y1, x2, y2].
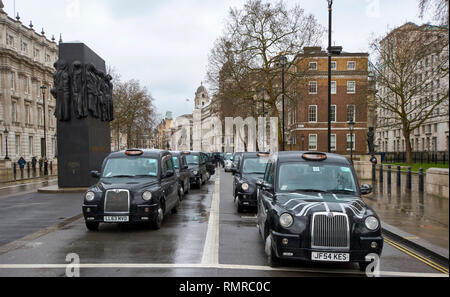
[286, 46, 374, 155]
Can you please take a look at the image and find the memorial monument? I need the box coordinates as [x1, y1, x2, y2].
[52, 42, 113, 188]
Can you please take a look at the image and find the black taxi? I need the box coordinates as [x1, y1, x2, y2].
[82, 149, 181, 231]
[232, 152, 269, 212]
[184, 151, 208, 189]
[170, 151, 191, 196]
[256, 151, 383, 270]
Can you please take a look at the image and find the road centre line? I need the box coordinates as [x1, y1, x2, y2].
[0, 262, 446, 277]
[201, 170, 221, 265]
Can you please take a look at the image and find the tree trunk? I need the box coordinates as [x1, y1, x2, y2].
[403, 128, 412, 164]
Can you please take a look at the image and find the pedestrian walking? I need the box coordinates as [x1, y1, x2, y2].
[39, 157, 43, 172]
[31, 156, 37, 169]
[18, 156, 26, 179]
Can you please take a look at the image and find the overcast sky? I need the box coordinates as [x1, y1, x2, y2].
[6, 0, 434, 118]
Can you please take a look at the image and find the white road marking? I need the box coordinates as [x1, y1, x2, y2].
[0, 263, 446, 277]
[0, 179, 57, 190]
[201, 169, 220, 265]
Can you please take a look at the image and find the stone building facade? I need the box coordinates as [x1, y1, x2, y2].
[0, 7, 58, 163]
[375, 23, 449, 154]
[286, 46, 373, 155]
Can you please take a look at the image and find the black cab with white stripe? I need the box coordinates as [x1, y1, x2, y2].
[82, 149, 181, 231]
[256, 151, 383, 270]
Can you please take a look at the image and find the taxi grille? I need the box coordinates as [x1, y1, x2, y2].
[104, 189, 129, 213]
[311, 212, 349, 250]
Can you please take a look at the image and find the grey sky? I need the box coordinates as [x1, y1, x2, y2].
[7, 0, 434, 118]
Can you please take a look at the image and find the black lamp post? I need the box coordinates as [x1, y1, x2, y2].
[327, 0, 342, 152]
[3, 127, 9, 160]
[348, 120, 355, 164]
[40, 85, 48, 174]
[276, 54, 287, 151]
[301, 134, 305, 151]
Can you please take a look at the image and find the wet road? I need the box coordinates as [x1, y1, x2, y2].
[0, 170, 447, 277]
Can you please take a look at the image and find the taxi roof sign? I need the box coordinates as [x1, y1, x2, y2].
[125, 149, 143, 156]
[257, 152, 270, 157]
[302, 152, 327, 161]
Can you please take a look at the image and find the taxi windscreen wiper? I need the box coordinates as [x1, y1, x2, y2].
[291, 189, 328, 193]
[326, 189, 356, 194]
[105, 175, 135, 178]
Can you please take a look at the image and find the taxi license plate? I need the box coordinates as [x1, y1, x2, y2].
[104, 216, 129, 222]
[311, 252, 349, 262]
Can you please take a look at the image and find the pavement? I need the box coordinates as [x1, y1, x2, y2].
[361, 173, 449, 263]
[0, 169, 447, 277]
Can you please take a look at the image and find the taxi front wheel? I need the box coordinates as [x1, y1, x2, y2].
[85, 221, 99, 231]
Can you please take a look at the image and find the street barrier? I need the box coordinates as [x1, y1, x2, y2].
[370, 164, 427, 195]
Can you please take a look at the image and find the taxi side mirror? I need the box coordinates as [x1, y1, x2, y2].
[183, 165, 188, 170]
[360, 184, 372, 195]
[91, 171, 101, 178]
[164, 170, 175, 178]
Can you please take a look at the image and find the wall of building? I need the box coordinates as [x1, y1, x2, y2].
[0, 9, 58, 164]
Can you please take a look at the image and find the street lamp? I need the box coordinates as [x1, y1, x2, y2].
[326, 0, 342, 152]
[40, 85, 48, 175]
[3, 127, 9, 160]
[276, 54, 287, 151]
[348, 120, 355, 164]
[301, 134, 305, 151]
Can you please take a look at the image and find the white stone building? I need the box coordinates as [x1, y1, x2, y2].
[0, 7, 58, 164]
[171, 83, 222, 152]
[375, 23, 449, 154]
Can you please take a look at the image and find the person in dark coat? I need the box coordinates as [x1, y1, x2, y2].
[39, 158, 43, 171]
[18, 157, 26, 169]
[31, 156, 37, 169]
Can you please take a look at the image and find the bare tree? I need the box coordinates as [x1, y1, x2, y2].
[111, 79, 157, 149]
[207, 0, 324, 146]
[370, 23, 449, 163]
[419, 0, 449, 25]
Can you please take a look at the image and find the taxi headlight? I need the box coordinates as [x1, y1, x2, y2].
[241, 183, 249, 191]
[279, 213, 294, 228]
[85, 191, 95, 201]
[142, 191, 152, 201]
[365, 216, 379, 230]
[193, 170, 198, 175]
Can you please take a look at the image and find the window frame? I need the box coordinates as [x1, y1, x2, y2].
[308, 134, 318, 151]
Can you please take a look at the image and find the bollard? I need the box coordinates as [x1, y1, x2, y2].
[20, 167, 24, 180]
[387, 165, 392, 185]
[13, 163, 17, 181]
[407, 166, 412, 189]
[50, 161, 53, 175]
[27, 162, 30, 178]
[379, 164, 383, 183]
[372, 163, 376, 181]
[397, 165, 401, 187]
[419, 168, 424, 192]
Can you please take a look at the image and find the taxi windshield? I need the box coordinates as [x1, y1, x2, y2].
[173, 156, 179, 169]
[277, 162, 357, 194]
[185, 155, 199, 165]
[242, 157, 269, 174]
[102, 157, 158, 178]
